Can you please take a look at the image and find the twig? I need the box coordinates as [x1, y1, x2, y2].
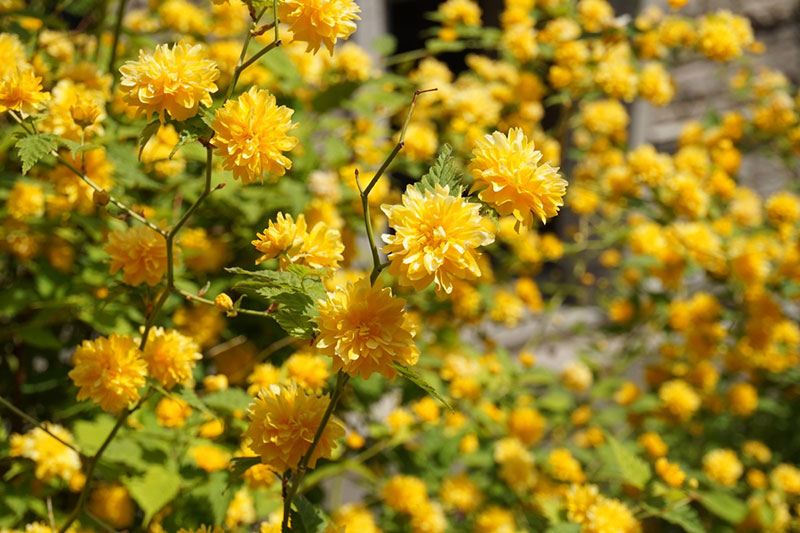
[107, 0, 129, 88]
[0, 395, 82, 454]
[281, 371, 349, 530]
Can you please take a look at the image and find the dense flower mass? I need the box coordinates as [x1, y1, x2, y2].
[469, 128, 567, 227]
[141, 327, 202, 389]
[211, 87, 298, 184]
[244, 383, 345, 472]
[278, 0, 360, 53]
[119, 40, 219, 121]
[68, 334, 147, 413]
[104, 225, 170, 286]
[316, 278, 419, 379]
[381, 184, 495, 294]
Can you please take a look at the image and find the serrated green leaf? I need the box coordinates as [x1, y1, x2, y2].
[15, 133, 60, 174]
[138, 119, 161, 160]
[413, 144, 463, 195]
[391, 362, 453, 411]
[697, 490, 748, 524]
[660, 504, 706, 533]
[124, 466, 181, 525]
[291, 493, 328, 533]
[228, 456, 261, 482]
[175, 385, 214, 417]
[604, 433, 651, 489]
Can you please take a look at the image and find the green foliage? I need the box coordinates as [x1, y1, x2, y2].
[598, 434, 651, 489]
[15, 133, 60, 174]
[391, 362, 453, 411]
[138, 119, 161, 160]
[124, 466, 182, 525]
[697, 490, 748, 524]
[227, 265, 327, 338]
[413, 144, 463, 196]
[290, 494, 329, 533]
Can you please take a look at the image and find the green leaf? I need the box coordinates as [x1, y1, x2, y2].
[228, 456, 262, 483]
[290, 493, 328, 533]
[138, 119, 161, 160]
[124, 466, 182, 526]
[312, 82, 360, 113]
[174, 386, 214, 417]
[660, 504, 706, 533]
[203, 388, 252, 414]
[372, 34, 397, 56]
[547, 524, 581, 533]
[73, 415, 116, 454]
[413, 144, 463, 195]
[15, 133, 60, 174]
[603, 434, 651, 489]
[391, 362, 453, 412]
[194, 471, 233, 525]
[697, 490, 748, 524]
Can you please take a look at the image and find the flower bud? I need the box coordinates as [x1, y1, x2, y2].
[214, 293, 234, 313]
[93, 189, 110, 206]
[70, 99, 101, 129]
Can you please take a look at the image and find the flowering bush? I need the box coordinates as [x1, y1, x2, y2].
[2, 0, 800, 532]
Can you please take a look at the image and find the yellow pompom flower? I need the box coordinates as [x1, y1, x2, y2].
[244, 383, 345, 473]
[119, 40, 219, 121]
[142, 327, 202, 389]
[703, 448, 743, 487]
[156, 396, 193, 428]
[316, 277, 420, 380]
[104, 225, 170, 287]
[508, 406, 546, 445]
[7, 181, 45, 220]
[87, 483, 135, 529]
[659, 378, 701, 421]
[10, 424, 84, 491]
[469, 127, 567, 227]
[440, 473, 484, 513]
[68, 334, 147, 413]
[190, 444, 231, 472]
[381, 184, 495, 294]
[381, 475, 428, 514]
[566, 484, 600, 524]
[585, 498, 639, 533]
[329, 503, 381, 533]
[728, 382, 758, 417]
[211, 87, 298, 184]
[655, 457, 686, 487]
[285, 351, 330, 393]
[549, 448, 585, 483]
[278, 0, 360, 53]
[0, 66, 50, 116]
[252, 212, 344, 270]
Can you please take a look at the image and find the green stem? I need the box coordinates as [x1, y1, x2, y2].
[225, 3, 272, 101]
[239, 39, 281, 72]
[107, 0, 129, 88]
[281, 371, 349, 530]
[174, 288, 273, 317]
[359, 89, 437, 284]
[59, 389, 152, 533]
[0, 396, 81, 454]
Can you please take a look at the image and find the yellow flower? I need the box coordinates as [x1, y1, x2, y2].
[771, 464, 800, 495]
[508, 406, 546, 445]
[697, 10, 753, 62]
[7, 181, 45, 220]
[703, 448, 743, 487]
[655, 457, 686, 487]
[119, 40, 219, 121]
[659, 379, 701, 422]
[316, 278, 420, 380]
[87, 483, 135, 529]
[155, 396, 193, 428]
[104, 225, 170, 287]
[469, 127, 567, 227]
[190, 444, 231, 472]
[549, 448, 585, 483]
[0, 66, 50, 116]
[727, 382, 758, 417]
[382, 475, 427, 514]
[439, 0, 482, 26]
[252, 212, 344, 270]
[381, 184, 495, 294]
[278, 0, 360, 53]
[142, 327, 202, 389]
[563, 361, 593, 392]
[10, 424, 84, 491]
[638, 431, 668, 458]
[410, 501, 447, 533]
[244, 383, 345, 472]
[68, 334, 147, 413]
[566, 484, 600, 524]
[225, 487, 256, 529]
[286, 351, 330, 393]
[441, 473, 484, 513]
[585, 498, 639, 533]
[329, 503, 381, 533]
[212, 87, 298, 184]
[474, 506, 516, 533]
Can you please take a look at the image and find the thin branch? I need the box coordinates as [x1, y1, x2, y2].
[281, 371, 350, 530]
[175, 287, 274, 317]
[0, 395, 82, 454]
[108, 0, 129, 88]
